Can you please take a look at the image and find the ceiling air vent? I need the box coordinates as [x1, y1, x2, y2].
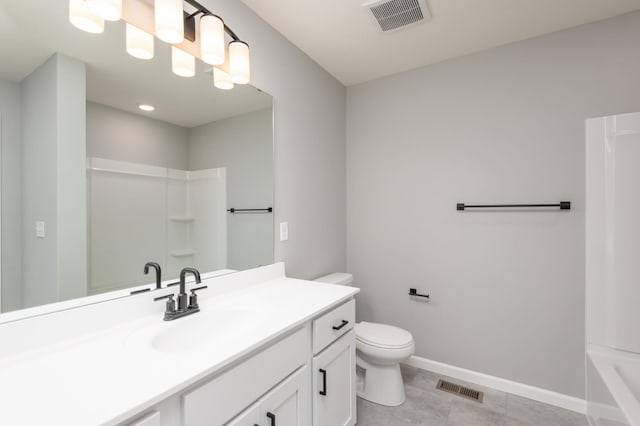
[363, 0, 431, 33]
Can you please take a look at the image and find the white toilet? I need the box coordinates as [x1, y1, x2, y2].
[314, 273, 415, 406]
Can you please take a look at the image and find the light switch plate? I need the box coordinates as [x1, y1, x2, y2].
[35, 221, 45, 238]
[279, 222, 289, 241]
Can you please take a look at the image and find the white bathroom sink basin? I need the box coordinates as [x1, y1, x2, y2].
[150, 308, 265, 353]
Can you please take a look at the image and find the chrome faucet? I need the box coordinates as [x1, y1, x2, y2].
[154, 267, 206, 321]
[143, 262, 162, 290]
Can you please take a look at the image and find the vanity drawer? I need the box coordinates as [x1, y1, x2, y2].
[313, 299, 355, 354]
[182, 326, 309, 426]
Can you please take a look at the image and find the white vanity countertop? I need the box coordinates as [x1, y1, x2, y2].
[0, 273, 358, 425]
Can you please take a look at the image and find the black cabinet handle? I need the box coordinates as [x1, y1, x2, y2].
[267, 412, 276, 426]
[332, 320, 349, 331]
[319, 368, 327, 396]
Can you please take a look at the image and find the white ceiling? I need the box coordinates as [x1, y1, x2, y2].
[0, 0, 271, 128]
[241, 0, 640, 86]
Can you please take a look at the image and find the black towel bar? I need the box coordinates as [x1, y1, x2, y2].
[227, 207, 273, 213]
[456, 201, 570, 211]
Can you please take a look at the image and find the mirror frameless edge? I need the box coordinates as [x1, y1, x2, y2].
[0, 0, 274, 319]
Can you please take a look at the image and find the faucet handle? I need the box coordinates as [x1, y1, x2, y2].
[154, 293, 176, 318]
[153, 293, 173, 302]
[188, 286, 208, 310]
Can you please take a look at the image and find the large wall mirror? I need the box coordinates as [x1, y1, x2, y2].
[0, 0, 274, 315]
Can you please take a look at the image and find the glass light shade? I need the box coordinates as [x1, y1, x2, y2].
[213, 67, 234, 90]
[87, 0, 122, 21]
[126, 24, 154, 60]
[229, 41, 250, 84]
[154, 0, 184, 44]
[172, 47, 195, 77]
[69, 0, 105, 34]
[200, 15, 225, 65]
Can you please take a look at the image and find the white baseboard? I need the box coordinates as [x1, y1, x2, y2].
[405, 355, 587, 414]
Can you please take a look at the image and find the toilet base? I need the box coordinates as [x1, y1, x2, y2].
[356, 355, 406, 406]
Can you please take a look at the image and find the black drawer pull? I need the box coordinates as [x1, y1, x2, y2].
[267, 412, 276, 426]
[319, 368, 327, 396]
[332, 320, 349, 331]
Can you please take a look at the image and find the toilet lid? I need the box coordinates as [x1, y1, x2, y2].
[355, 321, 413, 348]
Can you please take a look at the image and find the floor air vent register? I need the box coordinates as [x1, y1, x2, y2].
[436, 379, 484, 403]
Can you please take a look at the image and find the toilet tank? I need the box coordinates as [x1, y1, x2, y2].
[314, 272, 353, 286]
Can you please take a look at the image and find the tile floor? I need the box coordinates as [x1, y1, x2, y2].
[356, 365, 590, 426]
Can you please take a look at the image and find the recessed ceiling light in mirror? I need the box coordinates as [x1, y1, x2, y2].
[138, 104, 155, 112]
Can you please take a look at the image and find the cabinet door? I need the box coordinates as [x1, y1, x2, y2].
[226, 402, 260, 426]
[260, 366, 310, 426]
[312, 330, 356, 426]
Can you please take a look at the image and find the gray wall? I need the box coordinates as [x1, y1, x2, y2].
[189, 108, 274, 270]
[0, 79, 22, 312]
[56, 54, 88, 303]
[86, 102, 189, 170]
[205, 0, 347, 279]
[21, 56, 58, 307]
[346, 11, 640, 398]
[21, 54, 87, 308]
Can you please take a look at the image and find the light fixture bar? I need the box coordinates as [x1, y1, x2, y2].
[182, 0, 240, 41]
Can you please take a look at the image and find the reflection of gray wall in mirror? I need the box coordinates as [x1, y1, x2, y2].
[0, 79, 22, 312]
[2, 54, 88, 312]
[86, 102, 189, 170]
[190, 109, 274, 270]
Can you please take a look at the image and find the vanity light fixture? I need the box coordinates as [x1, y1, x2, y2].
[200, 14, 225, 65]
[87, 0, 122, 21]
[68, 0, 251, 88]
[126, 24, 154, 60]
[229, 40, 250, 84]
[69, 0, 105, 34]
[171, 46, 195, 77]
[138, 104, 155, 112]
[213, 67, 234, 90]
[154, 0, 184, 44]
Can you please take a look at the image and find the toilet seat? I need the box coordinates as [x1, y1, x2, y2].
[355, 321, 413, 349]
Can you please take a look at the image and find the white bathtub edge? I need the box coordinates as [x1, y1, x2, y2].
[588, 346, 640, 426]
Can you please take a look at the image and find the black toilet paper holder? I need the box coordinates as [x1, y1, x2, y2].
[409, 288, 429, 299]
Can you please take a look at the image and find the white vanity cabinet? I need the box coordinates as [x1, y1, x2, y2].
[122, 298, 357, 426]
[0, 264, 361, 426]
[182, 327, 309, 426]
[181, 300, 357, 426]
[311, 300, 357, 426]
[227, 366, 309, 426]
